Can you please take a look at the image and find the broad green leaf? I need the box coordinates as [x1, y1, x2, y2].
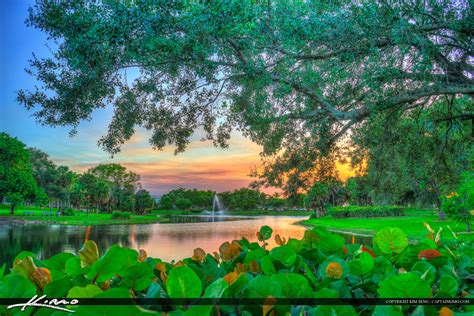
[79, 240, 99, 268]
[374, 227, 408, 254]
[260, 255, 276, 275]
[166, 266, 202, 298]
[378, 272, 431, 298]
[315, 288, 339, 298]
[312, 305, 357, 316]
[411, 261, 436, 285]
[88, 245, 138, 283]
[373, 305, 403, 316]
[0, 274, 36, 298]
[437, 275, 458, 298]
[67, 284, 103, 298]
[259, 226, 273, 241]
[243, 274, 281, 298]
[272, 273, 312, 298]
[270, 246, 296, 267]
[45, 253, 75, 271]
[349, 252, 374, 276]
[121, 262, 155, 292]
[204, 278, 228, 298]
[244, 247, 267, 264]
[44, 276, 73, 297]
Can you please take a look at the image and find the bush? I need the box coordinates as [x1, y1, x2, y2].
[111, 211, 131, 220]
[328, 205, 405, 218]
[1, 226, 470, 315]
[61, 208, 75, 216]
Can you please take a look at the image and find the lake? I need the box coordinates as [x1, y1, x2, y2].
[0, 216, 310, 266]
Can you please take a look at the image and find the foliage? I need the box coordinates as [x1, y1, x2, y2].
[220, 188, 265, 211]
[351, 99, 473, 209]
[328, 206, 405, 218]
[135, 189, 156, 214]
[0, 133, 43, 214]
[159, 189, 214, 210]
[17, 1, 473, 196]
[1, 226, 472, 315]
[111, 211, 131, 220]
[304, 182, 330, 218]
[345, 176, 372, 206]
[442, 172, 474, 232]
[175, 198, 193, 211]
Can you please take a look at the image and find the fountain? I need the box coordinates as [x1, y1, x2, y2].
[212, 194, 225, 216]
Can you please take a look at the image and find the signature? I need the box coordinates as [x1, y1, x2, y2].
[7, 295, 78, 313]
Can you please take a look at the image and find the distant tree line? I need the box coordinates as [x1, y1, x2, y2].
[0, 133, 156, 215]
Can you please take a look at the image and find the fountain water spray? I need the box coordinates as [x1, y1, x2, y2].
[212, 194, 224, 216]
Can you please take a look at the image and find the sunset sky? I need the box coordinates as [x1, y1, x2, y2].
[0, 1, 354, 196]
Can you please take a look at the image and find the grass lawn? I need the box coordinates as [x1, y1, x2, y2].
[301, 210, 473, 241]
[0, 208, 160, 226]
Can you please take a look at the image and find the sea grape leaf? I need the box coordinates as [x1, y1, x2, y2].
[0, 274, 36, 298]
[88, 245, 138, 283]
[166, 266, 202, 298]
[259, 226, 273, 241]
[349, 252, 374, 276]
[244, 247, 267, 264]
[374, 227, 408, 254]
[437, 275, 458, 298]
[260, 255, 276, 275]
[311, 305, 357, 316]
[204, 278, 228, 298]
[411, 261, 436, 285]
[270, 246, 296, 267]
[243, 274, 282, 298]
[45, 253, 75, 271]
[79, 241, 99, 268]
[121, 262, 155, 292]
[67, 284, 103, 298]
[378, 272, 431, 298]
[372, 305, 403, 316]
[44, 276, 73, 297]
[272, 273, 313, 298]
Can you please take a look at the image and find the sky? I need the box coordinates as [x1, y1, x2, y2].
[0, 1, 354, 196]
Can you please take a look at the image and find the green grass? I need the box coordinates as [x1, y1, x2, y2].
[301, 210, 473, 241]
[0, 209, 160, 226]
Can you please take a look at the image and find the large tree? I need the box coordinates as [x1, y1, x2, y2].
[0, 133, 42, 214]
[18, 1, 473, 190]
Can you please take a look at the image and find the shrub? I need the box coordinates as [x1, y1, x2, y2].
[327, 205, 405, 218]
[111, 211, 131, 220]
[61, 208, 75, 216]
[1, 226, 470, 315]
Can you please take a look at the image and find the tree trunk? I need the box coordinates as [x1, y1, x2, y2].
[10, 203, 15, 215]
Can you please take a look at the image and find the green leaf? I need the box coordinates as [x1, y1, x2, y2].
[411, 261, 436, 285]
[312, 305, 357, 316]
[372, 305, 403, 316]
[88, 245, 138, 283]
[244, 247, 267, 264]
[243, 274, 281, 298]
[204, 278, 228, 298]
[315, 288, 339, 298]
[67, 284, 103, 298]
[44, 276, 73, 297]
[121, 262, 155, 292]
[79, 240, 99, 268]
[437, 275, 458, 298]
[65, 256, 84, 277]
[259, 226, 273, 241]
[166, 266, 202, 298]
[270, 246, 296, 267]
[45, 253, 75, 271]
[0, 274, 36, 298]
[272, 273, 313, 298]
[349, 252, 374, 276]
[378, 272, 431, 298]
[260, 255, 276, 275]
[374, 227, 408, 254]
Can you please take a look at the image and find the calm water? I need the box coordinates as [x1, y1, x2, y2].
[0, 216, 310, 266]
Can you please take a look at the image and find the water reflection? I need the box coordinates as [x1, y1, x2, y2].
[0, 216, 309, 266]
